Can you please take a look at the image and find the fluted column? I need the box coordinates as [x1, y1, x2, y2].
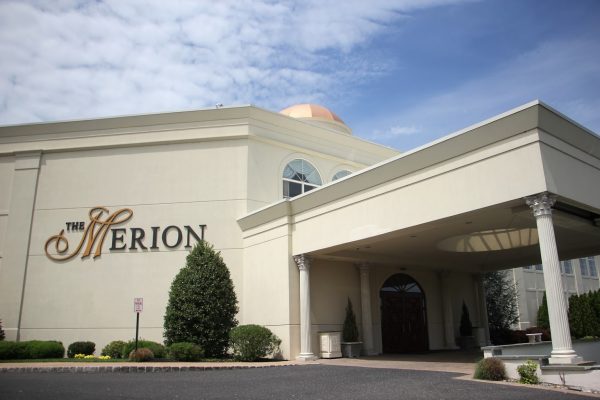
[439, 271, 458, 349]
[525, 192, 582, 364]
[357, 263, 376, 355]
[294, 254, 317, 360]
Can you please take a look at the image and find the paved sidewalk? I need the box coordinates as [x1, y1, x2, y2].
[0, 350, 480, 374]
[0, 350, 481, 374]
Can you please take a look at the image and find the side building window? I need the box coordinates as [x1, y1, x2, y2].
[283, 159, 322, 198]
[579, 258, 590, 277]
[332, 170, 352, 181]
[587, 257, 597, 277]
[562, 260, 573, 275]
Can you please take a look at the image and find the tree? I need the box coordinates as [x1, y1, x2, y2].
[536, 292, 549, 329]
[460, 301, 473, 337]
[569, 292, 599, 338]
[0, 319, 5, 341]
[342, 298, 359, 342]
[484, 271, 519, 337]
[164, 241, 238, 357]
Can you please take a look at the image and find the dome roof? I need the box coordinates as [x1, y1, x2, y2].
[279, 104, 352, 135]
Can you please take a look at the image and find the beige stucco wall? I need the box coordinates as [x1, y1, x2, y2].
[289, 133, 548, 256]
[13, 140, 249, 352]
[0, 105, 395, 357]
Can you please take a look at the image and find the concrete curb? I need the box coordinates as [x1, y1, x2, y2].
[0, 362, 305, 374]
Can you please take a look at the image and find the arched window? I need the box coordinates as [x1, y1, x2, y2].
[332, 170, 352, 181]
[283, 159, 322, 198]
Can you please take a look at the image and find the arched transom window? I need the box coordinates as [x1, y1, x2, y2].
[283, 159, 322, 198]
[332, 170, 352, 181]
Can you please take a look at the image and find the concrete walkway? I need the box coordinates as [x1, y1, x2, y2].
[318, 350, 481, 375]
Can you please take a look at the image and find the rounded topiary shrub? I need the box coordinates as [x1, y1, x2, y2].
[101, 340, 127, 358]
[164, 241, 238, 358]
[168, 342, 204, 361]
[122, 340, 166, 359]
[67, 341, 95, 358]
[473, 358, 506, 381]
[128, 347, 154, 362]
[229, 325, 281, 361]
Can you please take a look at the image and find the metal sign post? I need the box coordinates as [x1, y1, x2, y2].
[134, 298, 143, 351]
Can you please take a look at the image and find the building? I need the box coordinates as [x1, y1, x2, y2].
[512, 256, 599, 329]
[1, 101, 600, 364]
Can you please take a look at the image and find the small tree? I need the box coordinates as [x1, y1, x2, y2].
[536, 292, 549, 329]
[460, 301, 473, 337]
[569, 292, 599, 338]
[342, 298, 359, 342]
[484, 271, 519, 341]
[164, 241, 238, 357]
[0, 319, 5, 341]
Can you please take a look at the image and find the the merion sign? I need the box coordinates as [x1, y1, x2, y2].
[44, 206, 206, 261]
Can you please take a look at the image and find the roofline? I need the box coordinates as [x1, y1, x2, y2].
[238, 100, 600, 230]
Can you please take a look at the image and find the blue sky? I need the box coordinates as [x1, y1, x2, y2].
[0, 0, 598, 151]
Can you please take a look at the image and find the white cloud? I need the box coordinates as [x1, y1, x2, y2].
[0, 0, 470, 124]
[367, 37, 600, 150]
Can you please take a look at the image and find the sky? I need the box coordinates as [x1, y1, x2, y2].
[0, 0, 598, 150]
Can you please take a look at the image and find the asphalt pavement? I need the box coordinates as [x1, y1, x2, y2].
[0, 364, 593, 400]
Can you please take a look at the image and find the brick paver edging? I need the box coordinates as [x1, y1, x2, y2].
[0, 363, 303, 374]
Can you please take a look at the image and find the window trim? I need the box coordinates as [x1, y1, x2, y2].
[281, 158, 322, 199]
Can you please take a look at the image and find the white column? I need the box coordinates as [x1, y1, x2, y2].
[525, 192, 582, 364]
[357, 263, 376, 355]
[475, 274, 491, 346]
[293, 254, 317, 361]
[0, 152, 41, 341]
[439, 271, 458, 349]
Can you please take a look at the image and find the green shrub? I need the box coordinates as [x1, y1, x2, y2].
[101, 340, 127, 358]
[473, 358, 506, 381]
[128, 347, 154, 362]
[67, 341, 95, 358]
[0, 341, 21, 359]
[164, 241, 238, 357]
[0, 319, 5, 341]
[168, 342, 204, 361]
[25, 341, 64, 358]
[229, 325, 281, 361]
[517, 360, 540, 384]
[342, 298, 359, 342]
[0, 341, 64, 359]
[122, 340, 166, 359]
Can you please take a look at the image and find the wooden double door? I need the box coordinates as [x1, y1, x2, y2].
[380, 274, 428, 353]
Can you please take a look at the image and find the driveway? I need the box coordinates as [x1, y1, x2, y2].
[0, 365, 593, 400]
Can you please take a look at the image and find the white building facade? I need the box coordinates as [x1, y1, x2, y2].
[512, 256, 599, 329]
[1, 101, 599, 364]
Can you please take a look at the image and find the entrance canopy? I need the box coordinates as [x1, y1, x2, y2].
[240, 101, 600, 274]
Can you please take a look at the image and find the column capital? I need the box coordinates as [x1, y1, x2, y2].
[293, 254, 311, 271]
[356, 262, 370, 271]
[525, 192, 556, 217]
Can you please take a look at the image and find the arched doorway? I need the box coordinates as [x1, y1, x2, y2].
[380, 273, 429, 353]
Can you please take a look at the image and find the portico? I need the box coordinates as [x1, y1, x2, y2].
[240, 101, 600, 362]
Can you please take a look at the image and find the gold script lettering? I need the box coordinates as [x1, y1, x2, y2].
[44, 207, 133, 261]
